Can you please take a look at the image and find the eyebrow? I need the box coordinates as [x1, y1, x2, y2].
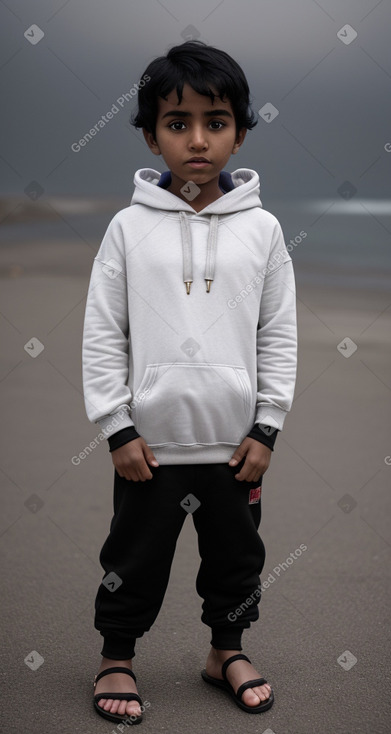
[161, 109, 233, 119]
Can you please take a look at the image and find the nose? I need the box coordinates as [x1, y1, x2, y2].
[188, 125, 208, 150]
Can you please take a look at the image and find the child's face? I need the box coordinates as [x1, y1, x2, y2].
[143, 83, 246, 191]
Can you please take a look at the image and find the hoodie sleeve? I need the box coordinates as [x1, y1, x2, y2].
[254, 219, 297, 431]
[82, 212, 136, 438]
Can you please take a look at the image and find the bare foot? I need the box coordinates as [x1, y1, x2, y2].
[93, 657, 142, 719]
[205, 647, 272, 707]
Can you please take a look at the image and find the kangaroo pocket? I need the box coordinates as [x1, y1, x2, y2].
[131, 362, 253, 446]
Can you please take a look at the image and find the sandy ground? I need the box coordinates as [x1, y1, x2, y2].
[0, 236, 390, 733]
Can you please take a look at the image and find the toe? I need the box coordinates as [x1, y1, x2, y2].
[97, 697, 113, 712]
[121, 700, 141, 718]
[242, 688, 262, 707]
[107, 698, 120, 714]
[117, 700, 128, 716]
[97, 697, 112, 712]
[254, 683, 271, 702]
[126, 702, 142, 718]
[242, 683, 272, 707]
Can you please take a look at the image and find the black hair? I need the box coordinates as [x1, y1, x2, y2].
[130, 40, 258, 141]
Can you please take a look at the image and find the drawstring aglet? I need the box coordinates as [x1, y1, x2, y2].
[205, 279, 212, 293]
[185, 281, 192, 295]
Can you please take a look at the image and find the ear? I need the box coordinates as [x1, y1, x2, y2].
[232, 127, 247, 154]
[142, 128, 161, 156]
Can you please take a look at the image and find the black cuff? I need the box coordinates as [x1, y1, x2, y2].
[108, 426, 141, 452]
[246, 423, 279, 451]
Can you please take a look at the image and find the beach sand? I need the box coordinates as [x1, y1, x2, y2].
[0, 232, 390, 733]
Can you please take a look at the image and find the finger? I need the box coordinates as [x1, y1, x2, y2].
[132, 468, 152, 482]
[235, 470, 250, 481]
[135, 462, 154, 481]
[120, 460, 152, 482]
[142, 469, 154, 480]
[235, 465, 263, 482]
[228, 453, 244, 466]
[120, 466, 140, 482]
[236, 470, 261, 481]
[145, 451, 159, 467]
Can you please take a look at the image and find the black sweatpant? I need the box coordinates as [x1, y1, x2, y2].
[94, 456, 266, 659]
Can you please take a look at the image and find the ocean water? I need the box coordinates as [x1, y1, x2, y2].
[1, 199, 390, 291]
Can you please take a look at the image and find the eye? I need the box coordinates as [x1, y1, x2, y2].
[168, 121, 186, 131]
[209, 120, 226, 129]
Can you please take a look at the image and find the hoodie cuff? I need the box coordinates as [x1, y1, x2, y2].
[246, 423, 279, 451]
[108, 426, 141, 453]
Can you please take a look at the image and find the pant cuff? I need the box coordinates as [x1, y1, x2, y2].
[210, 626, 243, 650]
[100, 634, 136, 659]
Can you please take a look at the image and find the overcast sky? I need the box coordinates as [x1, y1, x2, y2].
[0, 0, 390, 206]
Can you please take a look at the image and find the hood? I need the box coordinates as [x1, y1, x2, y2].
[130, 167, 263, 295]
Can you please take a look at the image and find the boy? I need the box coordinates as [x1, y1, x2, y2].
[82, 40, 297, 725]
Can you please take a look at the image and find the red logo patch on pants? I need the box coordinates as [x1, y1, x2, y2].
[249, 486, 262, 504]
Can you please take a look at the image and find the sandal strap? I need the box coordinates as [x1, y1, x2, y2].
[236, 677, 268, 701]
[94, 692, 142, 705]
[94, 666, 136, 685]
[221, 654, 251, 682]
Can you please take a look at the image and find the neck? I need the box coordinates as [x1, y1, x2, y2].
[167, 172, 224, 212]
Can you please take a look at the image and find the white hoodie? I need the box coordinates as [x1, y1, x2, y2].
[82, 167, 297, 464]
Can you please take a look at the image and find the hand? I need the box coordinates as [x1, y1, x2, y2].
[111, 437, 159, 481]
[228, 437, 272, 482]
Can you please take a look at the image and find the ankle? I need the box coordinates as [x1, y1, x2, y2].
[210, 647, 241, 660]
[100, 656, 133, 668]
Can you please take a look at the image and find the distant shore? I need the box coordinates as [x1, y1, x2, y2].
[0, 195, 129, 225]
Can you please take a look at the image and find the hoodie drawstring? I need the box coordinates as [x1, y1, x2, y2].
[205, 214, 218, 293]
[179, 212, 219, 295]
[179, 211, 193, 295]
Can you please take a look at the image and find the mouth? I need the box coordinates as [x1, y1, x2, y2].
[186, 158, 211, 168]
[187, 157, 211, 163]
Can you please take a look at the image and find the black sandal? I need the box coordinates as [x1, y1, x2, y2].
[201, 653, 274, 713]
[93, 666, 143, 724]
